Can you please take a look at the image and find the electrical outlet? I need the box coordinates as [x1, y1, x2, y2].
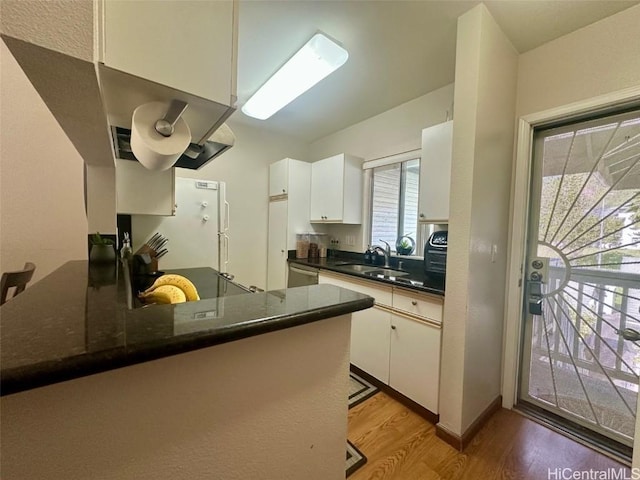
[345, 235, 355, 246]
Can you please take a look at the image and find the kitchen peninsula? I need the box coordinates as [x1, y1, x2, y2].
[0, 261, 373, 480]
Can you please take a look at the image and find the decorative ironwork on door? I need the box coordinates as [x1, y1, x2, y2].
[521, 110, 640, 447]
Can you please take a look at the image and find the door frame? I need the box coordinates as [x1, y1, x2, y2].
[501, 85, 640, 416]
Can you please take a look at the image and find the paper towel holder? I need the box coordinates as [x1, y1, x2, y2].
[155, 100, 189, 137]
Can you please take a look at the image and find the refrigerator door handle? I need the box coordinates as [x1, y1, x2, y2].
[224, 233, 230, 271]
[224, 200, 230, 232]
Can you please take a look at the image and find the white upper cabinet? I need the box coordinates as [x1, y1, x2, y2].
[267, 159, 314, 290]
[269, 159, 289, 197]
[418, 121, 453, 223]
[310, 154, 363, 224]
[102, 0, 238, 106]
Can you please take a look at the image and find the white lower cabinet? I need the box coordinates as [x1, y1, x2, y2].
[351, 307, 391, 384]
[319, 271, 443, 414]
[389, 314, 441, 414]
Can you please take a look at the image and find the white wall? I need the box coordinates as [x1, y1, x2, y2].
[438, 4, 518, 436]
[0, 40, 88, 284]
[517, 4, 640, 118]
[176, 120, 309, 290]
[1, 314, 352, 480]
[0, 0, 94, 62]
[308, 83, 455, 252]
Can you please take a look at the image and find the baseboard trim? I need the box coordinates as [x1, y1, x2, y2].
[435, 395, 503, 451]
[350, 364, 439, 425]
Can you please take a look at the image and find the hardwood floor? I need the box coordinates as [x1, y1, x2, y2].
[348, 392, 630, 480]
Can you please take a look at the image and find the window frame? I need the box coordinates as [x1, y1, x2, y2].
[367, 153, 421, 253]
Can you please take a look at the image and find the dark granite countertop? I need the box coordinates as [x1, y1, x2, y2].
[0, 261, 373, 396]
[289, 254, 445, 296]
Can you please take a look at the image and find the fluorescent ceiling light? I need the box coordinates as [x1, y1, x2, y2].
[242, 33, 348, 120]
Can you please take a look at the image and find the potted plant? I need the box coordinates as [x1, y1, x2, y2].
[395, 235, 415, 256]
[89, 232, 116, 263]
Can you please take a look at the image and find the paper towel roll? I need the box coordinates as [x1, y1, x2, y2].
[130, 101, 191, 171]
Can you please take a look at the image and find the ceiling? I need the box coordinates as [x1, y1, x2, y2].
[233, 0, 639, 143]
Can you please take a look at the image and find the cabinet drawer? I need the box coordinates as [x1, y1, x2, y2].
[392, 288, 443, 323]
[318, 272, 392, 307]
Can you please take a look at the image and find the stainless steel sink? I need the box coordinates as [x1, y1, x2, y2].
[336, 263, 379, 273]
[365, 268, 410, 277]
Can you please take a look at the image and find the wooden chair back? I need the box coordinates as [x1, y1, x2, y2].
[1, 262, 36, 306]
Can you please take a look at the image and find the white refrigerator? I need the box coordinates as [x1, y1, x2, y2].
[131, 176, 230, 272]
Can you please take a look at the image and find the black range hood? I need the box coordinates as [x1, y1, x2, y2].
[112, 123, 235, 170]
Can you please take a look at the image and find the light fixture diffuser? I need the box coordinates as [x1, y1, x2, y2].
[242, 33, 348, 120]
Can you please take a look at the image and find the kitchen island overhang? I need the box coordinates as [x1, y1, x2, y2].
[0, 260, 373, 396]
[0, 260, 373, 480]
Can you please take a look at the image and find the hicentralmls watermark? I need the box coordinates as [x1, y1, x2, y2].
[548, 468, 638, 480]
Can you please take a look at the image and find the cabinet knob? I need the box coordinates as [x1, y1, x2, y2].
[419, 213, 425, 218]
[282, 189, 285, 193]
[281, 249, 285, 253]
[411, 300, 418, 306]
[391, 325, 396, 330]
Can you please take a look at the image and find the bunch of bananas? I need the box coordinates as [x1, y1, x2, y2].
[139, 274, 200, 305]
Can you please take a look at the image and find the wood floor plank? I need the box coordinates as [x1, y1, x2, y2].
[347, 392, 630, 480]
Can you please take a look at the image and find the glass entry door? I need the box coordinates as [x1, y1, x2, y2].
[519, 108, 640, 453]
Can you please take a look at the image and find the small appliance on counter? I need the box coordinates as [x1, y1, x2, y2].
[424, 230, 447, 277]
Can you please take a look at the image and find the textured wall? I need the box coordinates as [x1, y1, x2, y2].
[0, 40, 88, 284]
[462, 5, 518, 432]
[0, 0, 94, 61]
[439, 4, 518, 436]
[517, 3, 640, 118]
[1, 315, 352, 480]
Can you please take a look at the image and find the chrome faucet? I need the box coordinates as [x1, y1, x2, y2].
[372, 240, 392, 268]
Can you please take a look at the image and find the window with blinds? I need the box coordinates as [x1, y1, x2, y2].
[370, 158, 420, 251]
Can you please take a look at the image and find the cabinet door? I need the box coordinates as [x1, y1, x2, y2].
[318, 272, 392, 382]
[103, 0, 236, 104]
[351, 307, 391, 384]
[267, 200, 288, 290]
[418, 121, 453, 223]
[116, 160, 175, 215]
[269, 159, 289, 197]
[389, 314, 441, 413]
[310, 155, 344, 222]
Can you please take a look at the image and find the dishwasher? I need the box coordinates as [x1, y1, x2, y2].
[287, 263, 319, 287]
